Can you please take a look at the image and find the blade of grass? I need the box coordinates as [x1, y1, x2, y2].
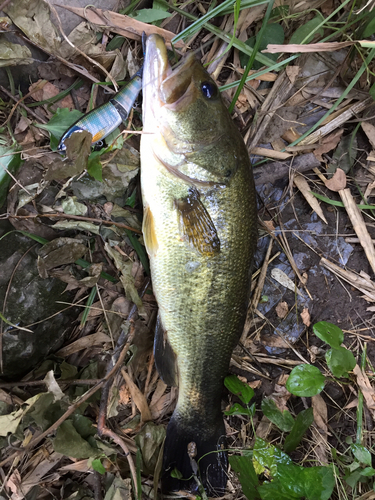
[356, 343, 367, 444]
[157, 0, 275, 67]
[311, 192, 375, 211]
[229, 0, 275, 113]
[80, 285, 97, 328]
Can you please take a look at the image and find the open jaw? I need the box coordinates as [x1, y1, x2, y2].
[143, 34, 198, 111]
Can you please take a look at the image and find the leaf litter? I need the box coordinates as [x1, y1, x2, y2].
[1, 0, 375, 498]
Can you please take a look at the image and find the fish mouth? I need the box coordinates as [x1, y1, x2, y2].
[143, 34, 197, 109]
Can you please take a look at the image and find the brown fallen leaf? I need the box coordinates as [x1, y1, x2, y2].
[313, 129, 344, 162]
[339, 189, 375, 275]
[121, 368, 152, 423]
[285, 66, 300, 84]
[301, 307, 311, 327]
[312, 394, 328, 463]
[276, 301, 288, 319]
[294, 174, 328, 224]
[59, 5, 184, 48]
[263, 41, 354, 53]
[353, 365, 375, 420]
[362, 122, 375, 149]
[326, 168, 347, 192]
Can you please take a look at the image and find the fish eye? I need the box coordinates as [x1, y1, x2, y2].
[201, 81, 218, 99]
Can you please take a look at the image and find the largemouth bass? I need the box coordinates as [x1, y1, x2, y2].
[141, 34, 257, 496]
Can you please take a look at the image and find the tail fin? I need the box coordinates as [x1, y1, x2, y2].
[162, 414, 228, 497]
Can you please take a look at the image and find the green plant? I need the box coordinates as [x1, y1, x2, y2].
[225, 376, 335, 500]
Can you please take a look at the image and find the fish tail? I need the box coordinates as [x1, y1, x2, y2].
[162, 412, 228, 497]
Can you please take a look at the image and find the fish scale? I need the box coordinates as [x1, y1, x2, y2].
[141, 34, 257, 496]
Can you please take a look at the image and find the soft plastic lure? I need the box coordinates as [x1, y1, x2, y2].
[58, 67, 143, 151]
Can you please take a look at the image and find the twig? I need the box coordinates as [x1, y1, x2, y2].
[0, 379, 100, 388]
[4, 213, 142, 234]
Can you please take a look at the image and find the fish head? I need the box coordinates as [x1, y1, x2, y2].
[143, 34, 232, 148]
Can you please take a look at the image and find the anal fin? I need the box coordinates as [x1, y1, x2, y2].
[154, 314, 178, 387]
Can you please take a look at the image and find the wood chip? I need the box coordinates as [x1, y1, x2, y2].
[353, 365, 375, 420]
[250, 146, 293, 160]
[339, 188, 375, 275]
[294, 174, 328, 224]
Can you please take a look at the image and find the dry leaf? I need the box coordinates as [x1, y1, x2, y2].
[326, 168, 347, 191]
[285, 66, 300, 84]
[301, 307, 311, 327]
[353, 365, 375, 419]
[271, 267, 303, 295]
[362, 122, 375, 149]
[313, 128, 344, 162]
[263, 41, 354, 53]
[312, 394, 328, 434]
[121, 369, 152, 422]
[275, 301, 288, 319]
[294, 174, 328, 224]
[339, 188, 375, 275]
[263, 220, 275, 232]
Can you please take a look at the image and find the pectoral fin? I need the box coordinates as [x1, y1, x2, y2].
[175, 187, 220, 256]
[142, 206, 158, 256]
[154, 314, 178, 387]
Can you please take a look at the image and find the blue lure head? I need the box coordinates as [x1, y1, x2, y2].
[57, 125, 85, 152]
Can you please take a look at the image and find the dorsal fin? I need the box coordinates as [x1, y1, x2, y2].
[154, 314, 178, 387]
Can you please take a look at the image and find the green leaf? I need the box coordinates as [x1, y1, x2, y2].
[300, 466, 335, 500]
[351, 444, 372, 466]
[224, 402, 255, 416]
[106, 35, 126, 51]
[53, 420, 98, 458]
[284, 408, 314, 454]
[240, 23, 284, 69]
[35, 108, 83, 150]
[286, 365, 325, 397]
[229, 455, 260, 499]
[362, 11, 375, 37]
[87, 153, 103, 181]
[224, 374, 254, 404]
[326, 346, 356, 378]
[0, 145, 22, 207]
[289, 14, 324, 45]
[370, 82, 375, 102]
[253, 438, 292, 476]
[275, 464, 335, 500]
[131, 8, 171, 22]
[312, 321, 343, 348]
[360, 467, 375, 477]
[259, 479, 299, 499]
[261, 398, 294, 432]
[328, 134, 357, 175]
[91, 458, 106, 474]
